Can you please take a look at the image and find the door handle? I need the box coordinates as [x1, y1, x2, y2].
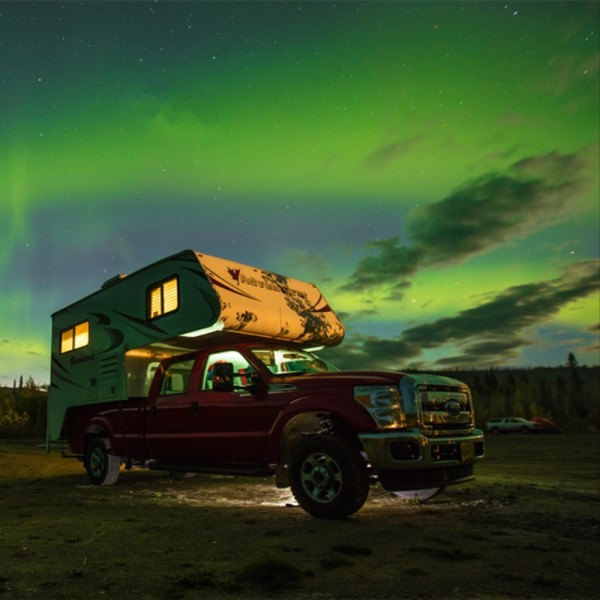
[191, 401, 199, 414]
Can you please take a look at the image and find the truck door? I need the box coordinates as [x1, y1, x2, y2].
[144, 357, 197, 459]
[187, 350, 267, 463]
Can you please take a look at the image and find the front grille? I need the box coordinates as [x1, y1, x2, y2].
[417, 385, 474, 436]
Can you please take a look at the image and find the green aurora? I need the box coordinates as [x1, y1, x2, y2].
[0, 1, 598, 383]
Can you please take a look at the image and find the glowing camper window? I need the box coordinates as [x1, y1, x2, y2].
[148, 277, 179, 319]
[60, 321, 89, 354]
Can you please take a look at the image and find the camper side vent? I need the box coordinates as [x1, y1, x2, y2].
[100, 353, 119, 376]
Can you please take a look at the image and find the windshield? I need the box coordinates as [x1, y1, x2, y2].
[250, 348, 338, 375]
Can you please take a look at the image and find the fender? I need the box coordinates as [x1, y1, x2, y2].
[85, 409, 120, 453]
[266, 393, 375, 464]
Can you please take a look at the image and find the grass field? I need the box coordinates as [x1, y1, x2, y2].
[1, 434, 599, 599]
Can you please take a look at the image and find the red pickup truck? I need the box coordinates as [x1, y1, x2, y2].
[49, 250, 484, 518]
[64, 341, 484, 518]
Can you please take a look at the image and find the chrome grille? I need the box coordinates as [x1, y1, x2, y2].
[417, 385, 474, 436]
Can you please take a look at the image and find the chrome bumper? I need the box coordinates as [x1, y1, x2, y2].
[358, 429, 485, 471]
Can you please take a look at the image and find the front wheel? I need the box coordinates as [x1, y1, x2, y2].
[289, 435, 369, 519]
[85, 437, 121, 486]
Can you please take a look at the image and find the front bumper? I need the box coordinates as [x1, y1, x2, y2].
[358, 429, 485, 491]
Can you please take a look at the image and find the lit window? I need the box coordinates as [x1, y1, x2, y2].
[61, 328, 74, 353]
[74, 321, 89, 348]
[148, 277, 179, 319]
[163, 278, 178, 313]
[60, 321, 89, 354]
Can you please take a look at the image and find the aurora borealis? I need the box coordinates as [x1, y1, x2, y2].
[1, 1, 599, 384]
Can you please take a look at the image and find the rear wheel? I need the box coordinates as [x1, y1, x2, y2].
[290, 435, 369, 519]
[85, 437, 121, 486]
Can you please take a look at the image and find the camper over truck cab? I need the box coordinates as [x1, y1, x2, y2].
[49, 250, 484, 518]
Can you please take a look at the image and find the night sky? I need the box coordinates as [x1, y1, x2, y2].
[1, 1, 599, 385]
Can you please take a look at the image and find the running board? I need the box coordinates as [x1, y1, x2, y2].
[147, 461, 274, 478]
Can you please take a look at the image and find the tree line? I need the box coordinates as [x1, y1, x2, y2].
[435, 363, 599, 432]
[1, 356, 598, 438]
[0, 376, 47, 438]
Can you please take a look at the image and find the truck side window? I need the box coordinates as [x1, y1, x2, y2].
[159, 359, 195, 396]
[201, 351, 254, 391]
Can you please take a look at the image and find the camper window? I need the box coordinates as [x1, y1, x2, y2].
[148, 276, 179, 319]
[60, 321, 89, 353]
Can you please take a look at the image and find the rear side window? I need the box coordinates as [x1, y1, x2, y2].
[60, 321, 89, 354]
[159, 359, 195, 396]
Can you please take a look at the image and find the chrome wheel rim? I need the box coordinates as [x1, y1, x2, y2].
[89, 447, 106, 477]
[300, 451, 342, 503]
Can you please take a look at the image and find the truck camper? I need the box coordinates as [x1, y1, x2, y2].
[49, 250, 484, 518]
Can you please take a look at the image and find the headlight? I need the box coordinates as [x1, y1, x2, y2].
[354, 385, 406, 429]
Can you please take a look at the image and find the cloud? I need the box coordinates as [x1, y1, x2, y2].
[0, 339, 44, 357]
[362, 135, 423, 168]
[342, 151, 587, 296]
[328, 260, 599, 369]
[401, 259, 598, 347]
[544, 51, 600, 95]
[280, 248, 334, 283]
[341, 238, 421, 296]
[320, 333, 417, 371]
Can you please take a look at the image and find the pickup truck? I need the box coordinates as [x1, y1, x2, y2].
[486, 417, 542, 434]
[49, 250, 484, 518]
[67, 342, 484, 518]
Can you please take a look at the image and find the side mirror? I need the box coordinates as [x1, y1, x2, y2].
[212, 362, 234, 392]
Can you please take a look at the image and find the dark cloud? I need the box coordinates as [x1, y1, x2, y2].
[330, 260, 599, 369]
[402, 259, 598, 347]
[342, 238, 420, 296]
[320, 334, 417, 371]
[342, 151, 587, 296]
[433, 339, 528, 368]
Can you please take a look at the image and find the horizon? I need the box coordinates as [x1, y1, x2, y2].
[1, 1, 599, 383]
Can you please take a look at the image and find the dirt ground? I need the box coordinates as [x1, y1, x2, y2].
[1, 434, 599, 599]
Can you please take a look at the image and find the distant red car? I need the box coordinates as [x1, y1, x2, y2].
[530, 417, 561, 433]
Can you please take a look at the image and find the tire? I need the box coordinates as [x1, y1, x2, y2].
[85, 437, 121, 486]
[289, 435, 369, 519]
[521, 427, 530, 434]
[491, 428, 500, 435]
